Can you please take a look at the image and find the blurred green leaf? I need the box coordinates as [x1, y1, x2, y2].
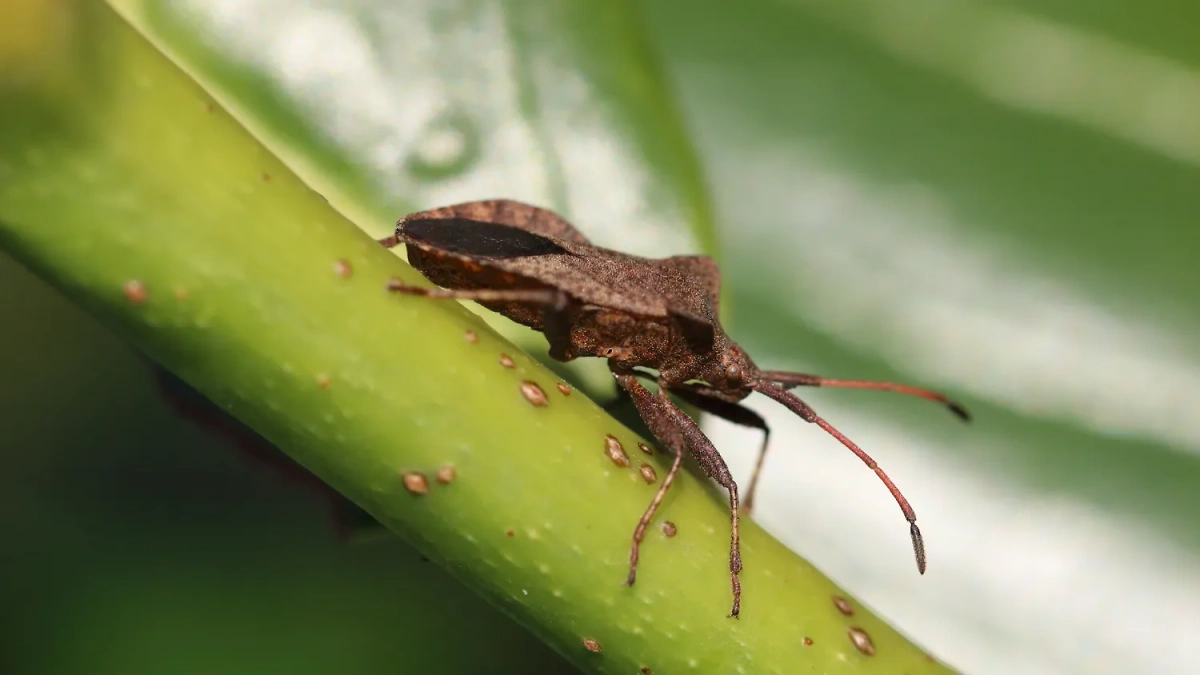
[639, 1, 1200, 673]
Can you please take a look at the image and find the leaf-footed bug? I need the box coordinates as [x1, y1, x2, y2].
[378, 199, 970, 617]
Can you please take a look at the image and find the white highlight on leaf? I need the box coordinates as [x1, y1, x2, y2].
[169, 0, 699, 256]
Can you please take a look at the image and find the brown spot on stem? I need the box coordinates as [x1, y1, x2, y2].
[333, 259, 353, 278]
[261, 172, 271, 182]
[316, 374, 331, 389]
[833, 596, 854, 616]
[401, 472, 429, 495]
[464, 330, 478, 343]
[519, 381, 548, 407]
[499, 353, 515, 368]
[204, 101, 215, 113]
[173, 286, 188, 301]
[582, 638, 602, 653]
[847, 627, 875, 656]
[505, 529, 515, 537]
[802, 637, 813, 647]
[123, 280, 147, 304]
[556, 382, 571, 396]
[639, 463, 657, 484]
[436, 464, 456, 485]
[637, 442, 653, 455]
[661, 521, 677, 538]
[604, 435, 630, 467]
[641, 668, 652, 674]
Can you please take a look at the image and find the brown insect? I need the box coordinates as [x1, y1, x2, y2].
[378, 199, 969, 617]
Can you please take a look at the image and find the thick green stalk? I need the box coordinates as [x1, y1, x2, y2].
[0, 2, 952, 673]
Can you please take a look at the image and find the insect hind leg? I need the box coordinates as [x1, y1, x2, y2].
[385, 279, 575, 361]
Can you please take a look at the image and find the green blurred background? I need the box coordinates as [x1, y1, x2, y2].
[5, 1, 1200, 674]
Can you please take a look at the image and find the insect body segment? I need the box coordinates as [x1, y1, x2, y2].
[379, 199, 970, 616]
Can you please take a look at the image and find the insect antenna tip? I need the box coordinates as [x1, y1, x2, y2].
[946, 401, 972, 423]
[910, 522, 927, 574]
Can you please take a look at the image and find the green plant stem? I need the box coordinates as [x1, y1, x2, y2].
[0, 2, 953, 673]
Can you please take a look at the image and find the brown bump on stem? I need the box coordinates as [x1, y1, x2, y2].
[464, 330, 478, 343]
[832, 596, 854, 616]
[436, 464, 456, 485]
[847, 627, 875, 656]
[173, 286, 188, 300]
[604, 434, 630, 467]
[401, 472, 429, 495]
[637, 442, 653, 455]
[582, 638, 602, 653]
[123, 280, 147, 304]
[641, 668, 652, 674]
[204, 101, 215, 113]
[802, 637, 814, 647]
[261, 172, 271, 182]
[499, 353, 515, 368]
[556, 382, 571, 396]
[661, 521, 677, 538]
[639, 463, 657, 484]
[316, 374, 331, 390]
[519, 381, 548, 407]
[333, 259, 353, 278]
[505, 529, 515, 537]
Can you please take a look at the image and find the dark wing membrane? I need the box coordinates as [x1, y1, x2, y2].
[399, 199, 593, 245]
[486, 199, 593, 245]
[401, 218, 571, 258]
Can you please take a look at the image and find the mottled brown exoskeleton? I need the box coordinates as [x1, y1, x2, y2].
[378, 199, 969, 617]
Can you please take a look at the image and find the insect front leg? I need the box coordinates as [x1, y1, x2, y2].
[607, 375, 772, 516]
[614, 371, 743, 618]
[384, 279, 575, 361]
[672, 385, 771, 516]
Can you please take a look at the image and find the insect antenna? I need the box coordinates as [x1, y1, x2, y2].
[759, 370, 970, 422]
[751, 381, 927, 574]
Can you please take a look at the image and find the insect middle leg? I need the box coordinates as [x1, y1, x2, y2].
[151, 367, 360, 539]
[614, 371, 743, 618]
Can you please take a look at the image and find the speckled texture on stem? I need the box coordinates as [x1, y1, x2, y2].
[0, 2, 955, 673]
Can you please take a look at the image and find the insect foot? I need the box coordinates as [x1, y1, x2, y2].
[379, 199, 972, 614]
